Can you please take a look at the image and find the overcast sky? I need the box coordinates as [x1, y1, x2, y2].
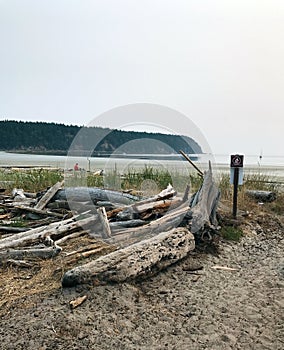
[0, 0, 283, 157]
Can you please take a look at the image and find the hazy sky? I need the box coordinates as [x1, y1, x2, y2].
[1, 0, 284, 157]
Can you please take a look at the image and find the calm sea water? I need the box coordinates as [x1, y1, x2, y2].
[0, 152, 283, 177]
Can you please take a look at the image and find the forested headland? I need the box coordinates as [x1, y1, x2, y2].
[0, 120, 202, 156]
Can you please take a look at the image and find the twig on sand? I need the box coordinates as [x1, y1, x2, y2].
[211, 265, 239, 271]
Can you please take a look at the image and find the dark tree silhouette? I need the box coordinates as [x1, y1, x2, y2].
[0, 120, 202, 156]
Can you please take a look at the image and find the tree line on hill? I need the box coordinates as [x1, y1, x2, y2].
[0, 120, 202, 156]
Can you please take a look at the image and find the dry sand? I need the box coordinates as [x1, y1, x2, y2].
[0, 212, 283, 350]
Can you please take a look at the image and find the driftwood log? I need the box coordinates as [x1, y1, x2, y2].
[0, 214, 98, 250]
[0, 246, 62, 262]
[114, 198, 182, 221]
[189, 163, 220, 233]
[107, 184, 176, 219]
[246, 190, 276, 202]
[0, 163, 220, 281]
[54, 187, 141, 205]
[62, 226, 195, 287]
[0, 226, 31, 234]
[105, 205, 190, 246]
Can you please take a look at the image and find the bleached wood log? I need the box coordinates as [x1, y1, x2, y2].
[0, 246, 62, 261]
[0, 215, 98, 250]
[189, 163, 220, 233]
[0, 212, 90, 248]
[109, 219, 148, 230]
[14, 205, 64, 218]
[3, 259, 34, 268]
[54, 187, 141, 205]
[62, 227, 195, 287]
[0, 217, 75, 247]
[105, 204, 190, 246]
[0, 226, 31, 233]
[107, 185, 177, 219]
[47, 200, 70, 210]
[35, 181, 64, 210]
[246, 190, 276, 202]
[115, 198, 182, 221]
[55, 230, 90, 245]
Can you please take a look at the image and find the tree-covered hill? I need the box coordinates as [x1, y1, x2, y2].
[0, 120, 202, 156]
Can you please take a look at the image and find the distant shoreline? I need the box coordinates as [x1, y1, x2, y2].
[5, 149, 67, 156]
[4, 150, 198, 161]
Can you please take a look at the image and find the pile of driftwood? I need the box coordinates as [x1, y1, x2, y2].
[0, 164, 220, 288]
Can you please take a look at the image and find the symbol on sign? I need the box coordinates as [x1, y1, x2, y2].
[233, 156, 241, 166]
[230, 154, 244, 168]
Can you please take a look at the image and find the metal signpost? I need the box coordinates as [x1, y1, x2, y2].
[230, 154, 244, 218]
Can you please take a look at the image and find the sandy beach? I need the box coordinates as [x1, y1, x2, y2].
[0, 152, 283, 349]
[0, 208, 283, 350]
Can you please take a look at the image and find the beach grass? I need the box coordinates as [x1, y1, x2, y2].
[0, 167, 283, 216]
[0, 168, 63, 193]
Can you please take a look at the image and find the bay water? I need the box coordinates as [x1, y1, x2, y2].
[0, 151, 283, 179]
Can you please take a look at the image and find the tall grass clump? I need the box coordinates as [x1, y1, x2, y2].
[189, 173, 204, 193]
[244, 172, 281, 192]
[121, 166, 196, 194]
[121, 166, 172, 192]
[86, 173, 104, 188]
[0, 169, 63, 192]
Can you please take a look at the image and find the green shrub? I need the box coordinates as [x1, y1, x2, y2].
[220, 225, 243, 241]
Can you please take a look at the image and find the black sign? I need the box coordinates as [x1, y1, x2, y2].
[230, 154, 244, 168]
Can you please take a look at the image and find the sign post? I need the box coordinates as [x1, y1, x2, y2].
[230, 154, 244, 218]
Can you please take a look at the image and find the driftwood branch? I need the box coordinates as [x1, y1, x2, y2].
[14, 205, 64, 218]
[97, 207, 112, 238]
[114, 198, 182, 222]
[35, 181, 64, 210]
[105, 205, 190, 246]
[55, 230, 90, 246]
[0, 214, 98, 250]
[179, 150, 204, 177]
[107, 185, 176, 219]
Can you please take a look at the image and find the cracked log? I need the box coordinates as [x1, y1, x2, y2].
[62, 226, 195, 287]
